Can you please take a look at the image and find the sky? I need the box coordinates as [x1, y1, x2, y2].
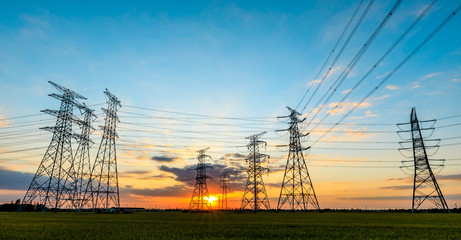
[0, 0, 460, 210]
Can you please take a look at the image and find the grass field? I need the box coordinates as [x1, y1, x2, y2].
[0, 211, 460, 239]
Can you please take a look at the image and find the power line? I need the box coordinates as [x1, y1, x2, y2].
[296, 0, 365, 110]
[118, 111, 278, 129]
[0, 119, 55, 128]
[305, 0, 437, 132]
[0, 130, 44, 138]
[300, 0, 374, 113]
[119, 123, 248, 139]
[122, 104, 278, 122]
[305, 0, 404, 127]
[0, 137, 51, 147]
[0, 146, 48, 154]
[309, 3, 461, 147]
[0, 113, 45, 120]
[118, 110, 461, 127]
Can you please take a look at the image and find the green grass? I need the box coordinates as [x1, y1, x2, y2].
[0, 211, 460, 239]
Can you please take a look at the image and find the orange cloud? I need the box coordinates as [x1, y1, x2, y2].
[327, 101, 371, 116]
[0, 114, 10, 127]
[343, 127, 369, 139]
[349, 110, 377, 119]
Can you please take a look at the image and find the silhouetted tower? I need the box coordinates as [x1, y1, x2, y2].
[241, 131, 270, 212]
[220, 171, 230, 210]
[189, 148, 212, 211]
[277, 106, 319, 211]
[73, 104, 96, 210]
[18, 81, 86, 213]
[398, 108, 449, 212]
[83, 89, 121, 211]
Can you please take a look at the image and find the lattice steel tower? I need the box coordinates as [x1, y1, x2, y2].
[83, 89, 121, 211]
[398, 108, 449, 212]
[74, 104, 96, 210]
[189, 148, 212, 211]
[277, 106, 319, 211]
[18, 81, 86, 213]
[241, 131, 270, 212]
[219, 171, 230, 210]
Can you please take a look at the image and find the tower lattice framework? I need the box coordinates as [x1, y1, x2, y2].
[241, 131, 270, 212]
[83, 89, 121, 210]
[398, 108, 449, 212]
[189, 148, 212, 211]
[219, 171, 230, 210]
[73, 104, 96, 210]
[18, 81, 86, 213]
[277, 106, 319, 211]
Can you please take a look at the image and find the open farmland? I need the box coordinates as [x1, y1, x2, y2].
[0, 211, 460, 239]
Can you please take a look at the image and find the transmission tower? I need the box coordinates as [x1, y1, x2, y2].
[397, 108, 449, 212]
[241, 131, 270, 212]
[189, 148, 212, 211]
[18, 81, 86, 213]
[277, 106, 319, 211]
[73, 104, 96, 211]
[83, 89, 121, 211]
[219, 171, 230, 210]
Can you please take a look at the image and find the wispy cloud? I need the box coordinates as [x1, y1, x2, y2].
[342, 89, 352, 94]
[119, 170, 161, 180]
[219, 153, 246, 161]
[410, 82, 421, 89]
[337, 195, 409, 200]
[122, 185, 191, 198]
[338, 194, 461, 201]
[123, 170, 151, 174]
[151, 155, 179, 163]
[18, 14, 50, 39]
[452, 78, 460, 82]
[327, 101, 371, 116]
[343, 127, 370, 139]
[437, 174, 461, 181]
[385, 85, 399, 90]
[379, 185, 416, 190]
[421, 72, 441, 80]
[0, 114, 9, 127]
[376, 72, 390, 79]
[329, 66, 341, 75]
[308, 79, 322, 86]
[368, 94, 390, 101]
[349, 110, 377, 119]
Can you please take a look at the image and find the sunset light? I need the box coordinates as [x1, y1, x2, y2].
[204, 196, 217, 204]
[1, 0, 461, 238]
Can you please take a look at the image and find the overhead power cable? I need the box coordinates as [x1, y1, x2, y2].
[310, 163, 461, 168]
[305, 0, 403, 127]
[122, 104, 278, 122]
[309, 3, 461, 147]
[118, 111, 276, 129]
[117, 110, 461, 127]
[0, 146, 48, 155]
[301, 0, 375, 114]
[0, 113, 45, 120]
[0, 119, 55, 128]
[306, 0, 437, 132]
[296, 0, 365, 110]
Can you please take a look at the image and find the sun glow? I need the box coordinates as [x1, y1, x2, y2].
[204, 196, 217, 204]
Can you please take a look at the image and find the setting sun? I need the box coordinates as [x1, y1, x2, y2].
[204, 196, 217, 204]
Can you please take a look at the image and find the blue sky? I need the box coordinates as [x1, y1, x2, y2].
[0, 0, 460, 209]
